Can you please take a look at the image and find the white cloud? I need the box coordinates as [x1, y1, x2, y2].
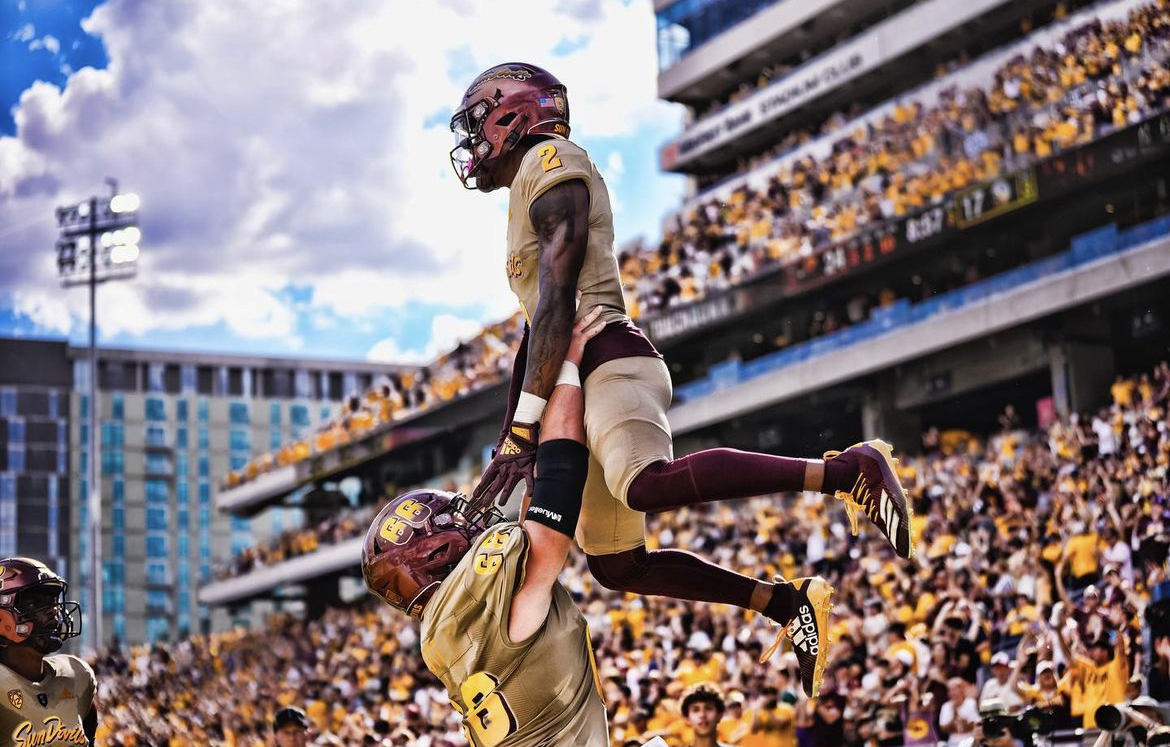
[0, 0, 680, 350]
[43, 35, 60, 55]
[367, 313, 483, 364]
[12, 23, 35, 43]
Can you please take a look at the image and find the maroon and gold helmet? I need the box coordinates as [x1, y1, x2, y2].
[362, 490, 503, 618]
[0, 558, 81, 653]
[449, 62, 570, 192]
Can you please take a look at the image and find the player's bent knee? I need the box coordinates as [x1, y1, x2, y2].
[526, 439, 589, 536]
[625, 459, 694, 513]
[586, 547, 649, 590]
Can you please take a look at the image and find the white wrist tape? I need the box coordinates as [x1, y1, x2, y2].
[514, 391, 547, 423]
[556, 360, 581, 388]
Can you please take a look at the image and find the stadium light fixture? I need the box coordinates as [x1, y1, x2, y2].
[54, 178, 142, 655]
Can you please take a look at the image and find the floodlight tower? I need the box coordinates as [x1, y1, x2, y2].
[54, 180, 141, 653]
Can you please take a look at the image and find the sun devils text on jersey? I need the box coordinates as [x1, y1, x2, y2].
[0, 654, 95, 747]
[420, 523, 607, 747]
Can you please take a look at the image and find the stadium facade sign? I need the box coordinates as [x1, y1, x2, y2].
[660, 35, 881, 171]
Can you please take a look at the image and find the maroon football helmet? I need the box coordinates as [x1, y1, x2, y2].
[449, 62, 571, 192]
[362, 490, 503, 618]
[0, 558, 81, 653]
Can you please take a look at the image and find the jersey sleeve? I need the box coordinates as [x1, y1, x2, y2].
[65, 655, 97, 715]
[455, 523, 530, 613]
[515, 139, 593, 212]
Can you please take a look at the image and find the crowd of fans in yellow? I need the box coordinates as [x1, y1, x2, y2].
[623, 1, 1169, 317]
[94, 361, 1170, 746]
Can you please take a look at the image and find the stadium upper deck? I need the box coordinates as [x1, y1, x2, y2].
[656, 0, 1112, 181]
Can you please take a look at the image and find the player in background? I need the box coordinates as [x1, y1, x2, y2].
[0, 558, 96, 746]
[450, 62, 914, 697]
[362, 309, 610, 747]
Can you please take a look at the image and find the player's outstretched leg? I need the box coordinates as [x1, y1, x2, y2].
[587, 549, 833, 697]
[624, 441, 913, 559]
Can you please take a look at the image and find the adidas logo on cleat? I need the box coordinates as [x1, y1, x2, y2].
[793, 604, 819, 655]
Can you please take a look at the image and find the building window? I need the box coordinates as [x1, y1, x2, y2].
[176, 427, 188, 449]
[0, 475, 14, 499]
[197, 399, 209, 423]
[197, 427, 209, 450]
[48, 390, 58, 418]
[146, 536, 168, 558]
[146, 563, 169, 583]
[101, 450, 124, 475]
[147, 363, 165, 393]
[198, 481, 210, 505]
[177, 399, 188, 422]
[230, 455, 247, 471]
[146, 507, 168, 531]
[146, 453, 172, 475]
[6, 418, 24, 444]
[229, 429, 250, 451]
[101, 422, 124, 447]
[8, 446, 25, 472]
[270, 431, 282, 450]
[145, 397, 166, 422]
[72, 361, 89, 389]
[294, 371, 312, 400]
[111, 533, 124, 557]
[290, 404, 309, 427]
[229, 402, 249, 425]
[112, 506, 125, 530]
[178, 509, 190, 532]
[270, 402, 281, 426]
[176, 481, 189, 505]
[146, 425, 167, 448]
[181, 365, 196, 394]
[197, 456, 209, 478]
[176, 453, 188, 477]
[112, 394, 123, 420]
[146, 479, 169, 504]
[0, 389, 14, 417]
[146, 617, 169, 642]
[113, 478, 125, 502]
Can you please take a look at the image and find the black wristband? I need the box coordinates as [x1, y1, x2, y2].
[526, 439, 588, 537]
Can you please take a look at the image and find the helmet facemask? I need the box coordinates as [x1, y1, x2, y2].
[0, 579, 81, 653]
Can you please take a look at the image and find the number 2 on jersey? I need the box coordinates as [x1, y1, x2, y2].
[537, 144, 563, 172]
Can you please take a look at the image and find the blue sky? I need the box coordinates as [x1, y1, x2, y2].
[0, 0, 686, 363]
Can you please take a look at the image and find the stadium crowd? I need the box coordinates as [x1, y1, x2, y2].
[94, 361, 1170, 746]
[624, 0, 1170, 317]
[220, 314, 524, 490]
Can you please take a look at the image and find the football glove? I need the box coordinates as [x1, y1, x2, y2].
[472, 421, 539, 509]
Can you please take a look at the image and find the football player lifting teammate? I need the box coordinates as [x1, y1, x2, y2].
[0, 558, 96, 746]
[363, 309, 610, 746]
[449, 62, 916, 698]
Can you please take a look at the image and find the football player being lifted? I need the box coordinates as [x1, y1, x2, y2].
[450, 62, 916, 698]
[363, 308, 610, 747]
[0, 558, 96, 746]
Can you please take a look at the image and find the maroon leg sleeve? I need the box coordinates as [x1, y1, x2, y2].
[626, 448, 858, 513]
[587, 546, 758, 608]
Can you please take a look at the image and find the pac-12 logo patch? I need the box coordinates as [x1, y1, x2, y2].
[7, 689, 22, 709]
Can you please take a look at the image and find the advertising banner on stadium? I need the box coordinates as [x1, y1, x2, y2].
[659, 35, 882, 171]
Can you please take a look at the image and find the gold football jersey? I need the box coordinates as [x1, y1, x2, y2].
[506, 137, 629, 328]
[0, 654, 95, 747]
[420, 523, 608, 746]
